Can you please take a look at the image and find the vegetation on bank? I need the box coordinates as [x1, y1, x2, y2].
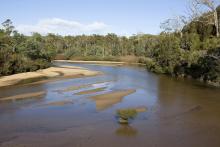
[0, 19, 55, 76]
[0, 0, 220, 86]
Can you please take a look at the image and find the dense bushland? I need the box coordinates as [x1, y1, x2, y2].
[0, 20, 55, 76]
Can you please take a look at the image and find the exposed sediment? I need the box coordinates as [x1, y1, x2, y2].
[0, 66, 101, 88]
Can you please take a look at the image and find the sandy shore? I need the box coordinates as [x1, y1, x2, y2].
[0, 65, 101, 88]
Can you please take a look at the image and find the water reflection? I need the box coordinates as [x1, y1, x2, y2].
[156, 75, 220, 119]
[115, 125, 138, 137]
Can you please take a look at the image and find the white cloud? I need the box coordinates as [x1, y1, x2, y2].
[16, 18, 111, 36]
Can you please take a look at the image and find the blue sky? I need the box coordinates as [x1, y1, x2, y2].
[0, 0, 188, 36]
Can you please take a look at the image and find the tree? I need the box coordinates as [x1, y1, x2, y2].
[189, 0, 220, 37]
[160, 15, 187, 37]
[153, 33, 182, 74]
[1, 19, 15, 36]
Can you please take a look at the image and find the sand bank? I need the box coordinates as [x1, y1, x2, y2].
[90, 89, 136, 111]
[75, 87, 107, 95]
[0, 91, 46, 101]
[43, 100, 74, 107]
[0, 66, 101, 88]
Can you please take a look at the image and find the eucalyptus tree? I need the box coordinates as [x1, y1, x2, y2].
[189, 0, 220, 37]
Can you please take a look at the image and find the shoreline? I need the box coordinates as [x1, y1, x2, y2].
[54, 60, 146, 66]
[0, 65, 101, 88]
[55, 60, 220, 87]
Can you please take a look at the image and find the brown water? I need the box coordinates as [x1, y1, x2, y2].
[0, 63, 220, 147]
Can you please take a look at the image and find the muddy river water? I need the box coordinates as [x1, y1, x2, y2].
[0, 63, 220, 147]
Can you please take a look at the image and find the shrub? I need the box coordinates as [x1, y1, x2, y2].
[117, 109, 137, 124]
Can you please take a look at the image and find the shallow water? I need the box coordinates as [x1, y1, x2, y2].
[0, 63, 220, 147]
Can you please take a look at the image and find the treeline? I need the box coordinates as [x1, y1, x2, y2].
[0, 18, 219, 85]
[0, 2, 220, 86]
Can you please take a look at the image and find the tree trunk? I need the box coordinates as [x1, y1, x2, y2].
[214, 10, 219, 37]
[85, 43, 87, 56]
[102, 47, 105, 58]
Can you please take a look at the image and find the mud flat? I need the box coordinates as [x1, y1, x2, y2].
[0, 66, 101, 88]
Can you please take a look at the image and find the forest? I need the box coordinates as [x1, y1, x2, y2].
[0, 0, 220, 86]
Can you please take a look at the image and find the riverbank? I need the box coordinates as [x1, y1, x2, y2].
[54, 60, 220, 87]
[54, 60, 146, 66]
[0, 65, 101, 88]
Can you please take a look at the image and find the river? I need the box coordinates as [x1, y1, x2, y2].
[0, 62, 220, 147]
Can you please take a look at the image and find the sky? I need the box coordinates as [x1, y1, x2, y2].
[0, 0, 189, 36]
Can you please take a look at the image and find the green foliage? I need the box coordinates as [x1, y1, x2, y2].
[0, 20, 54, 76]
[152, 34, 182, 74]
[117, 109, 137, 119]
[182, 20, 216, 40]
[188, 48, 220, 82]
[117, 109, 137, 124]
[1, 16, 220, 86]
[202, 37, 220, 50]
[181, 33, 201, 51]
